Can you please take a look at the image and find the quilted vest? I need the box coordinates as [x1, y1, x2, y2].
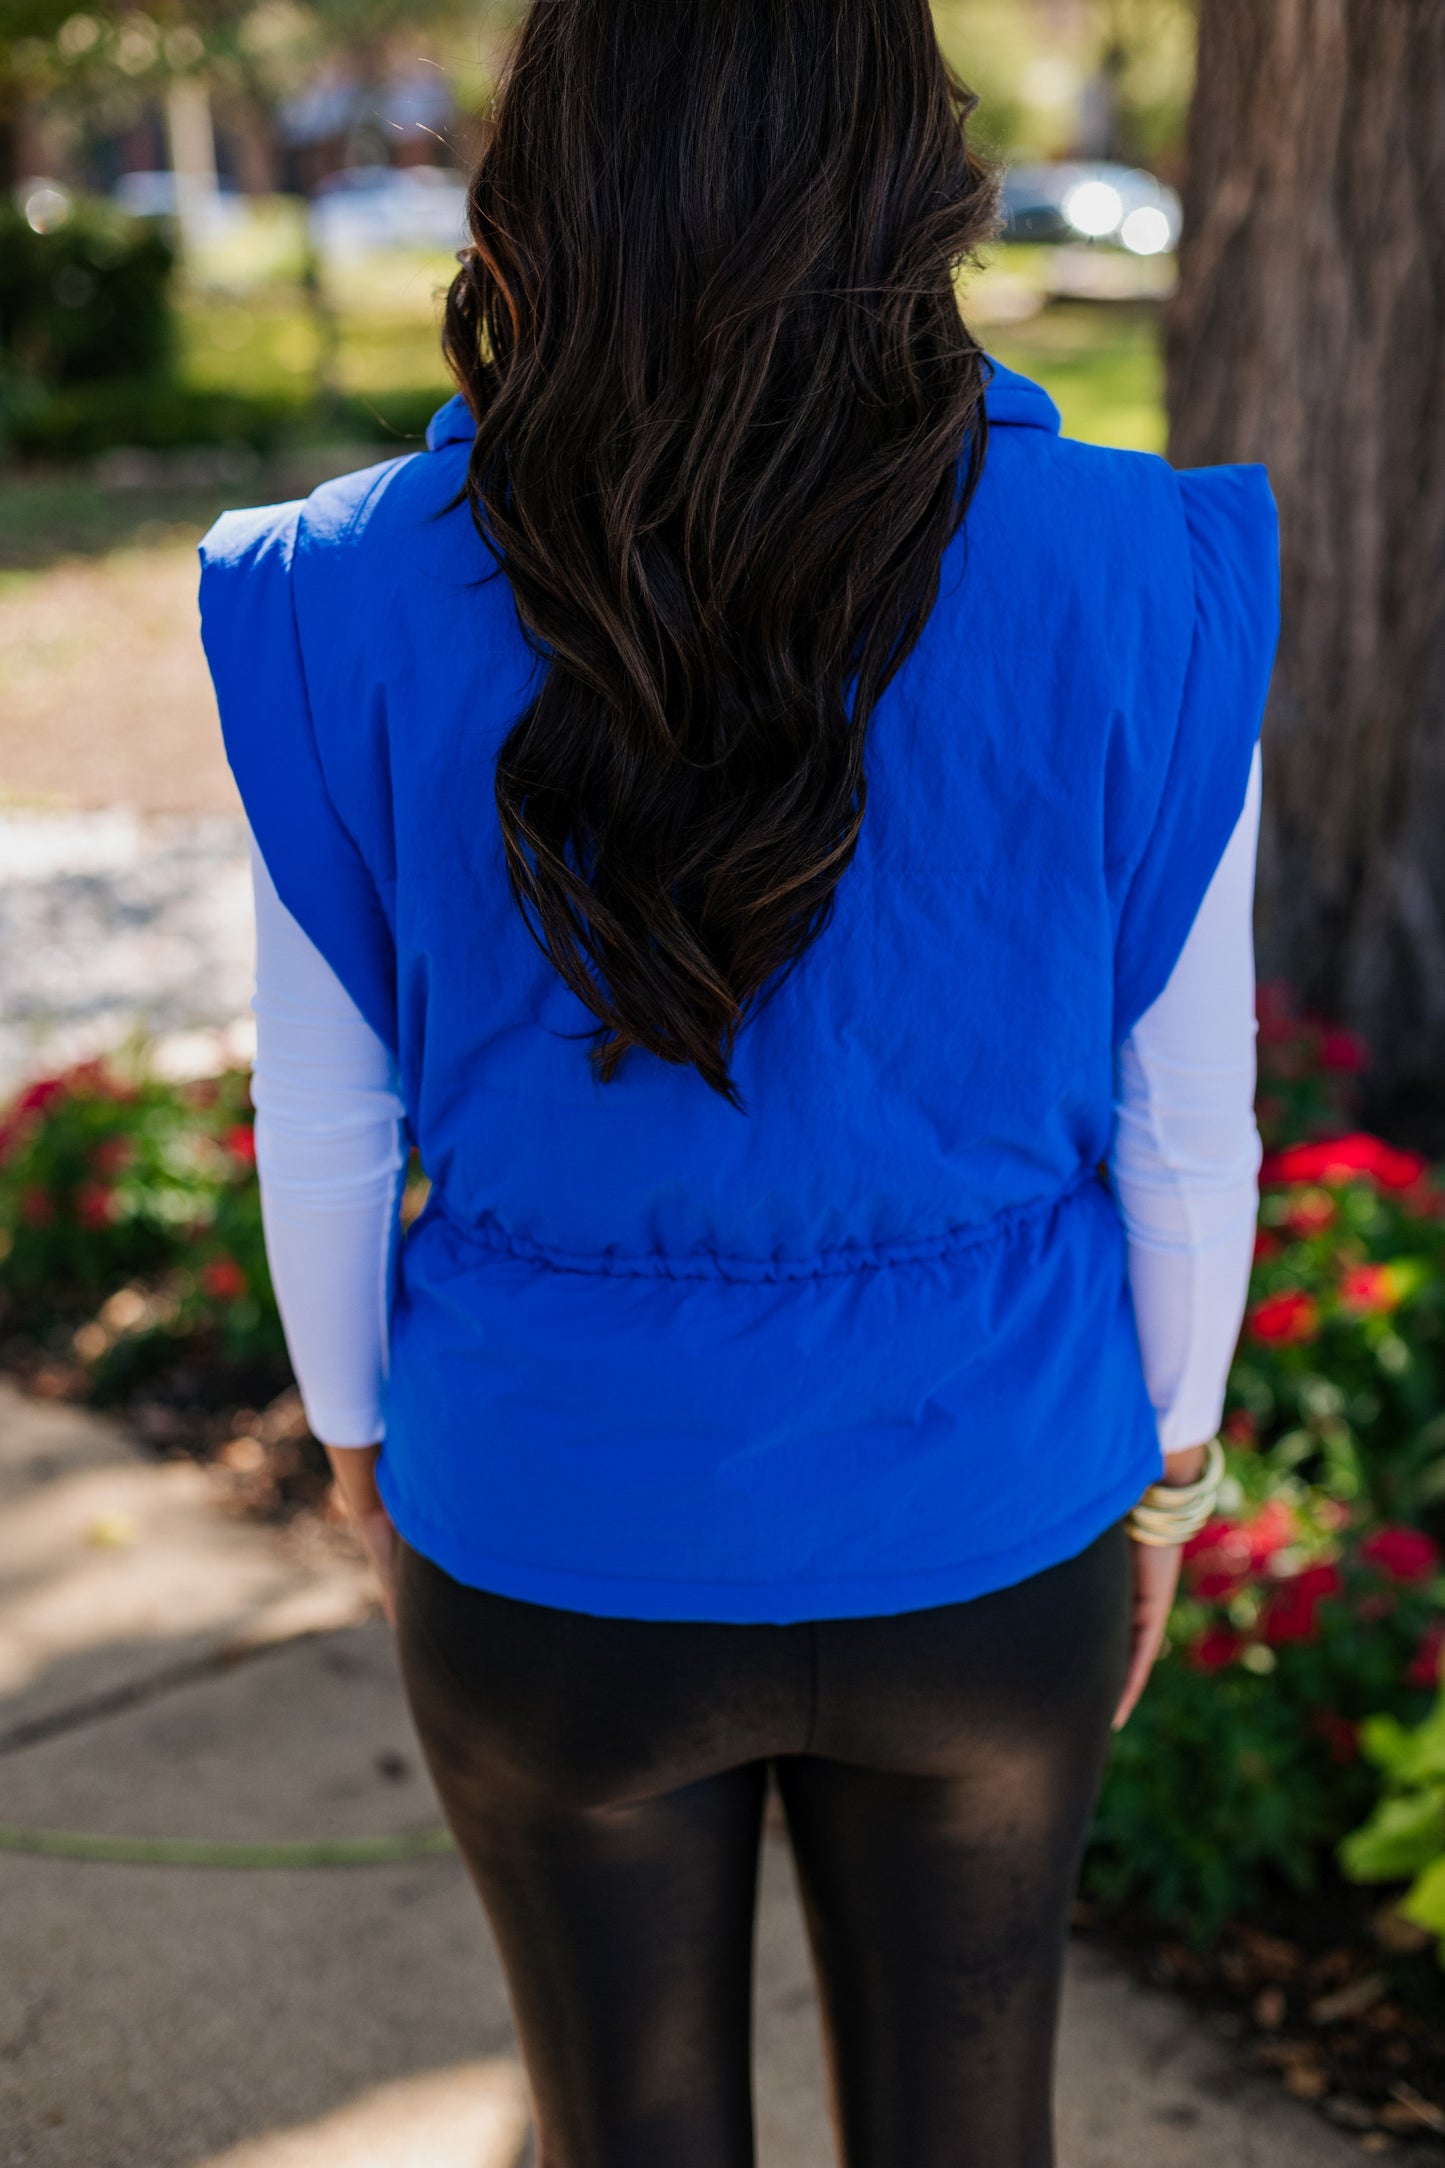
[200, 358, 1280, 1621]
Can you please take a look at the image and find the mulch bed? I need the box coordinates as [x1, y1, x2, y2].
[7, 1347, 1445, 2151]
[1074, 1869, 1445, 2151]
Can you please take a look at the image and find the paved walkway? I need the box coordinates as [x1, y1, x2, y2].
[0, 805, 255, 1101]
[0, 1382, 1372, 2167]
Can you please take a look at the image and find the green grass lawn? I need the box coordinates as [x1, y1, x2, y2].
[177, 251, 456, 411]
[174, 250, 1164, 451]
[0, 449, 389, 574]
[985, 302, 1165, 453]
[2, 251, 1165, 575]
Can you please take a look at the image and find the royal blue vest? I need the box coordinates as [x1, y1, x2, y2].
[200, 358, 1279, 1622]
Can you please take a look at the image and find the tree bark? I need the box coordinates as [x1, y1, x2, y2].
[1165, 0, 1445, 1145]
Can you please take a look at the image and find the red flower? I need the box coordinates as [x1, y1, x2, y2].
[1407, 1621, 1445, 1691]
[1310, 1708, 1359, 1763]
[19, 1185, 55, 1227]
[12, 1074, 66, 1118]
[1223, 1408, 1258, 1444]
[1253, 1227, 1283, 1261]
[1187, 1626, 1245, 1673]
[1260, 1134, 1428, 1192]
[74, 1180, 117, 1229]
[1184, 1515, 1236, 1561]
[1248, 1290, 1320, 1346]
[1320, 1029, 1369, 1074]
[202, 1256, 248, 1302]
[1259, 1561, 1343, 1646]
[1339, 1263, 1399, 1315]
[1245, 1500, 1296, 1566]
[89, 1136, 133, 1178]
[1282, 1190, 1336, 1238]
[1186, 1546, 1251, 1601]
[1359, 1526, 1440, 1585]
[224, 1123, 256, 1165]
[1183, 1501, 1295, 1600]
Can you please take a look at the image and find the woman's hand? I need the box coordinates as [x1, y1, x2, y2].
[1112, 1440, 1207, 1731]
[325, 1442, 398, 1627]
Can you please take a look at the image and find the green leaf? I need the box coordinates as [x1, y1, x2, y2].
[1338, 1788, 1445, 1883]
[1356, 1714, 1418, 1775]
[1359, 1702, 1445, 1786]
[1400, 1855, 1445, 1940]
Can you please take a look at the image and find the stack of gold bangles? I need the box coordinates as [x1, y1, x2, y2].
[1126, 1435, 1227, 1548]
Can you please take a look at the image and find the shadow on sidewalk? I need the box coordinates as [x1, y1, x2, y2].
[0, 1381, 1373, 2167]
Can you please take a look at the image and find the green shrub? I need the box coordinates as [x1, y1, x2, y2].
[3, 377, 443, 461]
[0, 197, 175, 386]
[1083, 988, 1445, 1943]
[5, 379, 302, 460]
[1339, 1683, 1445, 1962]
[0, 1046, 429, 1398]
[1235, 1146, 1445, 1527]
[1087, 1496, 1445, 1943]
[0, 1050, 282, 1379]
[1253, 978, 1367, 1149]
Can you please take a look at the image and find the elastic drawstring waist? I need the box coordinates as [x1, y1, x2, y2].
[414, 1162, 1104, 1285]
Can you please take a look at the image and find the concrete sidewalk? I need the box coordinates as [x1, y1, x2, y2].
[0, 1382, 1371, 2167]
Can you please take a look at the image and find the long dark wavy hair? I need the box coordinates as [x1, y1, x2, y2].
[443, 0, 1002, 1107]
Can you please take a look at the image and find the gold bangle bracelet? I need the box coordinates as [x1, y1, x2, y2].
[1126, 1435, 1226, 1548]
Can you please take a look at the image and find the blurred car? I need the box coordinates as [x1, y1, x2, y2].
[306, 165, 469, 258]
[998, 162, 1181, 256]
[111, 170, 241, 218]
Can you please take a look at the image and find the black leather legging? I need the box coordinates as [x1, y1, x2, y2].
[394, 1518, 1132, 2168]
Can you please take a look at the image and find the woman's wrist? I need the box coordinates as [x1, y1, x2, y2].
[1128, 1436, 1226, 1547]
[1161, 1441, 1210, 1487]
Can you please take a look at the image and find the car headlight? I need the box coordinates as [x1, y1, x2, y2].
[1062, 180, 1123, 238]
[1120, 205, 1173, 256]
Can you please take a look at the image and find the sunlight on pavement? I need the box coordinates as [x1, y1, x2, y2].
[0, 1381, 368, 1733]
[196, 2058, 531, 2168]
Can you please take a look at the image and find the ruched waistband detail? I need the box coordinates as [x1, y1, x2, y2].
[422, 1163, 1103, 1284]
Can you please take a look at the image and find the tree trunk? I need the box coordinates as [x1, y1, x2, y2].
[1165, 0, 1445, 1146]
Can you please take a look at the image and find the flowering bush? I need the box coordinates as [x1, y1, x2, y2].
[1253, 979, 1368, 1150]
[0, 1050, 283, 1394]
[1087, 1495, 1445, 1940]
[1085, 988, 1445, 1942]
[0, 1046, 430, 1421]
[1235, 1133, 1445, 1531]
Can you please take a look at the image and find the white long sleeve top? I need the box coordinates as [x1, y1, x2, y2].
[247, 742, 1263, 1458]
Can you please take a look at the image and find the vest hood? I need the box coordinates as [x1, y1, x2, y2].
[423, 353, 1061, 453]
